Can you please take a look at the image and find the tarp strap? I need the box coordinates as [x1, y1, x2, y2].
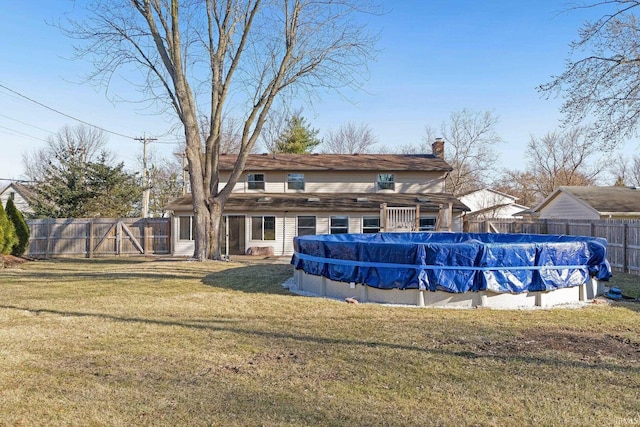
[293, 252, 588, 272]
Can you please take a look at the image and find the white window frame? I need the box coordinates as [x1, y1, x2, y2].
[297, 215, 316, 236]
[330, 216, 349, 234]
[251, 215, 276, 240]
[287, 173, 305, 191]
[247, 173, 265, 190]
[362, 216, 381, 233]
[377, 173, 395, 191]
[419, 216, 437, 231]
[178, 216, 194, 240]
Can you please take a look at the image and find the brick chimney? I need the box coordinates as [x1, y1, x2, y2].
[432, 138, 444, 159]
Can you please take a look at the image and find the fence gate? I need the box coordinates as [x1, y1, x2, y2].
[92, 221, 144, 255]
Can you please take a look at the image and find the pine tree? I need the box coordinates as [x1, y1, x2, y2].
[0, 202, 17, 255]
[275, 115, 321, 154]
[5, 199, 29, 256]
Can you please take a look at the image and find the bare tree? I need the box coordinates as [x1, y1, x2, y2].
[65, 1, 379, 260]
[322, 121, 378, 154]
[493, 170, 542, 208]
[539, 1, 640, 147]
[423, 109, 502, 196]
[22, 124, 109, 182]
[523, 127, 602, 198]
[607, 152, 640, 187]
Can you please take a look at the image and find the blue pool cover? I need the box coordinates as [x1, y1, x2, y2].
[291, 233, 612, 293]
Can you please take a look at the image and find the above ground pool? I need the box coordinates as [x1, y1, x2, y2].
[290, 233, 612, 308]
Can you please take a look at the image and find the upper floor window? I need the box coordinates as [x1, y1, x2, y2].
[287, 173, 305, 191]
[9, 191, 15, 200]
[362, 216, 380, 233]
[419, 216, 437, 231]
[330, 216, 349, 234]
[297, 216, 316, 236]
[251, 215, 276, 240]
[377, 173, 395, 191]
[247, 173, 265, 190]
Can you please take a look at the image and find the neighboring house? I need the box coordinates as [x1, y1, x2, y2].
[166, 141, 470, 257]
[533, 186, 640, 219]
[0, 182, 35, 216]
[459, 188, 528, 220]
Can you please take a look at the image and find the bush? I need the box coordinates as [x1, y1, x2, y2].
[5, 199, 29, 256]
[0, 202, 16, 255]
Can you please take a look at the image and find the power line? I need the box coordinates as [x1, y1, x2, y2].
[0, 124, 49, 143]
[0, 82, 135, 139]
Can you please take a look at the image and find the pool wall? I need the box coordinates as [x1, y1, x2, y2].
[291, 269, 604, 308]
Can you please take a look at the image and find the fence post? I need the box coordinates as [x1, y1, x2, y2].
[624, 223, 629, 274]
[87, 220, 94, 258]
[45, 219, 51, 258]
[144, 219, 152, 255]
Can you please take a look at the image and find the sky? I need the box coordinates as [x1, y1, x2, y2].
[0, 1, 633, 184]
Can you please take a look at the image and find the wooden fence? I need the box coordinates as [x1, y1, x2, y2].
[466, 218, 640, 275]
[26, 218, 171, 258]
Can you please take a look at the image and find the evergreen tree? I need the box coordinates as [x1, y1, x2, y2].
[275, 115, 321, 154]
[84, 157, 142, 217]
[6, 198, 30, 256]
[32, 149, 143, 218]
[0, 202, 17, 255]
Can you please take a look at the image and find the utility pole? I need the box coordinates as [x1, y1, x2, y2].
[135, 134, 157, 218]
[173, 150, 188, 195]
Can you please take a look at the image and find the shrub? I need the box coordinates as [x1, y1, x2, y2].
[0, 202, 16, 255]
[5, 199, 29, 256]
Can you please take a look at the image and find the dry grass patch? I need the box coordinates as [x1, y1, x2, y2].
[0, 257, 639, 426]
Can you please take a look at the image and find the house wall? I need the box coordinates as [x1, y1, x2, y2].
[0, 185, 33, 215]
[171, 208, 458, 257]
[220, 170, 446, 194]
[538, 192, 599, 220]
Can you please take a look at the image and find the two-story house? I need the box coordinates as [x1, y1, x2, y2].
[166, 140, 469, 257]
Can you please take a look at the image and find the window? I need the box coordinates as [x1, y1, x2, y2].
[297, 216, 316, 236]
[377, 173, 395, 191]
[330, 216, 349, 234]
[287, 173, 305, 190]
[362, 216, 380, 233]
[178, 216, 194, 240]
[419, 216, 437, 231]
[251, 216, 276, 240]
[9, 191, 15, 201]
[247, 173, 265, 190]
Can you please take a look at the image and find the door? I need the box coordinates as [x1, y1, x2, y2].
[222, 215, 246, 256]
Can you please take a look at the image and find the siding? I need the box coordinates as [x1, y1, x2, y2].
[219, 170, 446, 194]
[539, 192, 599, 219]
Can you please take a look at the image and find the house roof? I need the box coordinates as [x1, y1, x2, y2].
[166, 192, 469, 213]
[0, 182, 35, 204]
[217, 153, 452, 172]
[458, 187, 519, 202]
[463, 202, 529, 218]
[534, 186, 640, 214]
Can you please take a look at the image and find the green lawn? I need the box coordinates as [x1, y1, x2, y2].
[0, 257, 639, 426]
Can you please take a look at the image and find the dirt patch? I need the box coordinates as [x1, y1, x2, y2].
[435, 330, 640, 363]
[0, 255, 28, 269]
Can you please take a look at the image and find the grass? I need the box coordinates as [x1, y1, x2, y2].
[0, 257, 639, 426]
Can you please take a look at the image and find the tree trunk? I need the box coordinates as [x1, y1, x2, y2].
[208, 199, 224, 260]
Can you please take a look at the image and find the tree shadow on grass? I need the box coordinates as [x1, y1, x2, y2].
[201, 264, 293, 295]
[1, 302, 639, 376]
